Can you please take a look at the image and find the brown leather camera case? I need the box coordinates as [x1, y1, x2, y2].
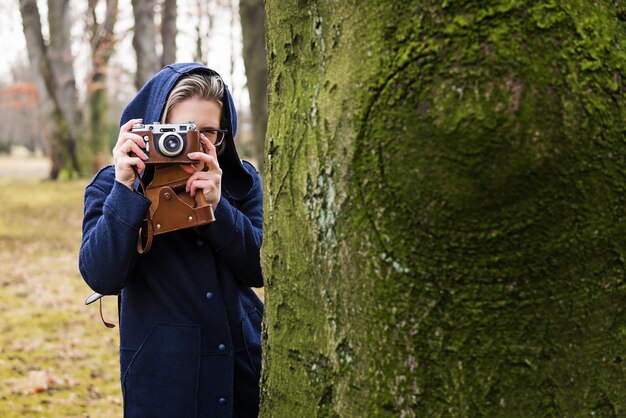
[137, 165, 215, 253]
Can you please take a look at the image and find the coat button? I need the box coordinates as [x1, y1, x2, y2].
[218, 344, 226, 351]
[218, 397, 226, 405]
[196, 239, 204, 246]
[206, 292, 214, 300]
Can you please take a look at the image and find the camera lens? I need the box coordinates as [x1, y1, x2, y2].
[158, 133, 184, 157]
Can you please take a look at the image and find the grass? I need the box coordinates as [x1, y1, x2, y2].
[0, 172, 123, 417]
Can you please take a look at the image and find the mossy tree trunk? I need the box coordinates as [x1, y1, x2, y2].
[261, 1, 625, 416]
[87, 0, 118, 173]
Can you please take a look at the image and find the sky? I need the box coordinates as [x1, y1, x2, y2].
[0, 0, 249, 109]
[0, 0, 27, 81]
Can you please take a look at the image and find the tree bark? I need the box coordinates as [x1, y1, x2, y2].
[47, 0, 81, 131]
[131, 0, 159, 90]
[160, 0, 177, 67]
[261, 1, 626, 416]
[19, 0, 81, 179]
[87, 0, 118, 172]
[239, 0, 268, 174]
[193, 0, 212, 64]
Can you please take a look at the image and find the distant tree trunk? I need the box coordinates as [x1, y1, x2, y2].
[239, 0, 268, 173]
[47, 0, 81, 131]
[160, 0, 177, 67]
[262, 1, 625, 416]
[193, 0, 204, 64]
[87, 0, 118, 172]
[193, 0, 213, 64]
[228, 0, 237, 86]
[131, 0, 159, 90]
[19, 0, 82, 179]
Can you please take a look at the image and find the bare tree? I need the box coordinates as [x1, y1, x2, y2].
[131, 0, 177, 90]
[193, 0, 214, 64]
[160, 0, 177, 67]
[228, 0, 237, 85]
[239, 0, 267, 173]
[0, 80, 40, 153]
[131, 0, 159, 89]
[86, 0, 118, 171]
[19, 0, 82, 179]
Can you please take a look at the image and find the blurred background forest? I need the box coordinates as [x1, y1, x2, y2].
[0, 0, 267, 179]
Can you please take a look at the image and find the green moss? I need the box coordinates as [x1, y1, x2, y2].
[262, 0, 625, 416]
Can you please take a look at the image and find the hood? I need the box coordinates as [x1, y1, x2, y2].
[120, 62, 253, 200]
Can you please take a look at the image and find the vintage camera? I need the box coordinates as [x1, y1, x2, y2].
[131, 122, 202, 164]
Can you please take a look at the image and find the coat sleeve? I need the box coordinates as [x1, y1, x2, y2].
[79, 167, 152, 295]
[198, 161, 264, 288]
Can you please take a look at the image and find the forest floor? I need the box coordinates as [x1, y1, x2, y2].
[0, 156, 123, 417]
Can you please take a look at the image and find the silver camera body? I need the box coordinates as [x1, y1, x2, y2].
[131, 122, 200, 164]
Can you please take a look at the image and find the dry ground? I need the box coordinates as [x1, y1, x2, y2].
[0, 156, 123, 417]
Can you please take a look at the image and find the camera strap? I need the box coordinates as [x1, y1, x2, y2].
[132, 167, 153, 253]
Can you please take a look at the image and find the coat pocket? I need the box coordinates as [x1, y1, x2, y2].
[241, 309, 262, 378]
[122, 324, 200, 418]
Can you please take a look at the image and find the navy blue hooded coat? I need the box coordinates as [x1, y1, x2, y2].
[79, 63, 263, 417]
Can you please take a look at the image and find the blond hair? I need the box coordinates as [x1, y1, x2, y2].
[161, 73, 225, 123]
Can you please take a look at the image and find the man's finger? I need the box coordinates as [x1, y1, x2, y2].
[114, 131, 145, 152]
[127, 141, 148, 160]
[200, 134, 218, 159]
[114, 137, 146, 158]
[117, 156, 146, 173]
[121, 118, 143, 132]
[187, 152, 220, 172]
